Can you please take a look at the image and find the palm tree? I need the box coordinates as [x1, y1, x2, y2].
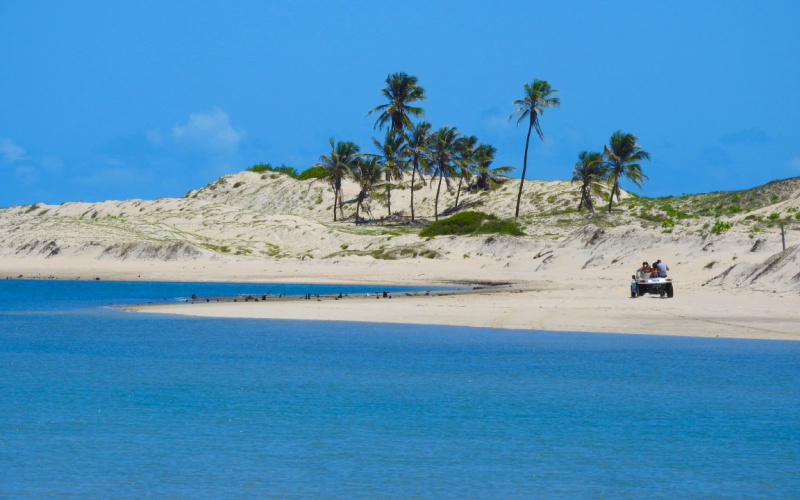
[428, 126, 461, 221]
[510, 79, 560, 218]
[571, 151, 607, 213]
[367, 72, 427, 135]
[403, 121, 431, 221]
[453, 135, 479, 209]
[372, 129, 405, 217]
[314, 138, 360, 221]
[351, 156, 384, 224]
[472, 144, 512, 191]
[603, 131, 651, 213]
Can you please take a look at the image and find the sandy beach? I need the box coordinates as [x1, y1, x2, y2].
[3, 173, 799, 341]
[4, 254, 798, 341]
[123, 283, 800, 341]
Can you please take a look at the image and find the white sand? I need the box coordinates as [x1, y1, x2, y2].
[3, 173, 799, 341]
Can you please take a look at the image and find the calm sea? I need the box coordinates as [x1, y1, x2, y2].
[1, 280, 798, 498]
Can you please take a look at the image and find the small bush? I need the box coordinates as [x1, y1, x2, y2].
[711, 220, 732, 235]
[796, 213, 800, 220]
[298, 166, 327, 180]
[768, 213, 780, 220]
[704, 261, 717, 269]
[419, 211, 523, 237]
[247, 163, 299, 177]
[233, 181, 245, 188]
[475, 219, 524, 236]
[662, 218, 676, 229]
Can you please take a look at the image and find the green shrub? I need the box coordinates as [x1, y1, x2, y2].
[298, 166, 327, 180]
[662, 218, 676, 229]
[419, 211, 523, 237]
[563, 208, 576, 214]
[711, 220, 732, 235]
[233, 181, 245, 188]
[768, 213, 780, 220]
[247, 163, 299, 177]
[475, 219, 524, 236]
[796, 213, 800, 220]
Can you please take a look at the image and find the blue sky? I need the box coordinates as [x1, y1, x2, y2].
[1, 1, 799, 207]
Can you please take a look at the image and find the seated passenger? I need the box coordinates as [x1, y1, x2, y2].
[654, 259, 669, 277]
[639, 262, 652, 278]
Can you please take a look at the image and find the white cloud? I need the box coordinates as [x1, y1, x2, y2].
[0, 138, 25, 162]
[41, 155, 63, 172]
[171, 107, 244, 152]
[14, 165, 38, 185]
[146, 129, 165, 146]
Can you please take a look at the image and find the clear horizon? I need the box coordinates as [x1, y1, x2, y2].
[1, 1, 799, 207]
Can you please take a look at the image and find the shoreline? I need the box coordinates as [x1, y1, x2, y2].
[4, 257, 800, 342]
[122, 283, 800, 342]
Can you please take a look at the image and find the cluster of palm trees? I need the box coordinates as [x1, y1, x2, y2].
[314, 72, 650, 223]
[508, 79, 651, 215]
[315, 72, 511, 223]
[571, 131, 651, 213]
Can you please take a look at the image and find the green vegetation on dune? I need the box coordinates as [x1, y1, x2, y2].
[247, 163, 326, 181]
[419, 211, 524, 237]
[625, 176, 800, 223]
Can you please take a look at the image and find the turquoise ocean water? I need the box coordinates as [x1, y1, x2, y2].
[1, 280, 798, 498]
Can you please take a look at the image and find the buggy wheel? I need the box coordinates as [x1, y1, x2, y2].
[666, 284, 674, 298]
[660, 291, 665, 298]
[631, 288, 637, 298]
[637, 286, 645, 297]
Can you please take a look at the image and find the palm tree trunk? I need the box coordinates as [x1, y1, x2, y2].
[578, 187, 584, 212]
[434, 166, 444, 221]
[608, 173, 619, 213]
[515, 121, 533, 218]
[455, 171, 465, 208]
[333, 190, 338, 221]
[386, 184, 391, 217]
[410, 164, 417, 221]
[355, 193, 362, 224]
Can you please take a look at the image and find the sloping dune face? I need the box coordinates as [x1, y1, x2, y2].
[1, 172, 799, 292]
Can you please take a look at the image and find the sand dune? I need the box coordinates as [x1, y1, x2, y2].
[2, 172, 799, 339]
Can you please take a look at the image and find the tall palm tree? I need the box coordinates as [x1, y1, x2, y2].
[314, 138, 360, 221]
[453, 135, 479, 209]
[571, 151, 607, 213]
[510, 79, 560, 218]
[472, 144, 512, 191]
[372, 129, 405, 217]
[351, 156, 384, 224]
[367, 72, 427, 135]
[603, 131, 651, 213]
[428, 126, 461, 221]
[403, 121, 431, 221]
